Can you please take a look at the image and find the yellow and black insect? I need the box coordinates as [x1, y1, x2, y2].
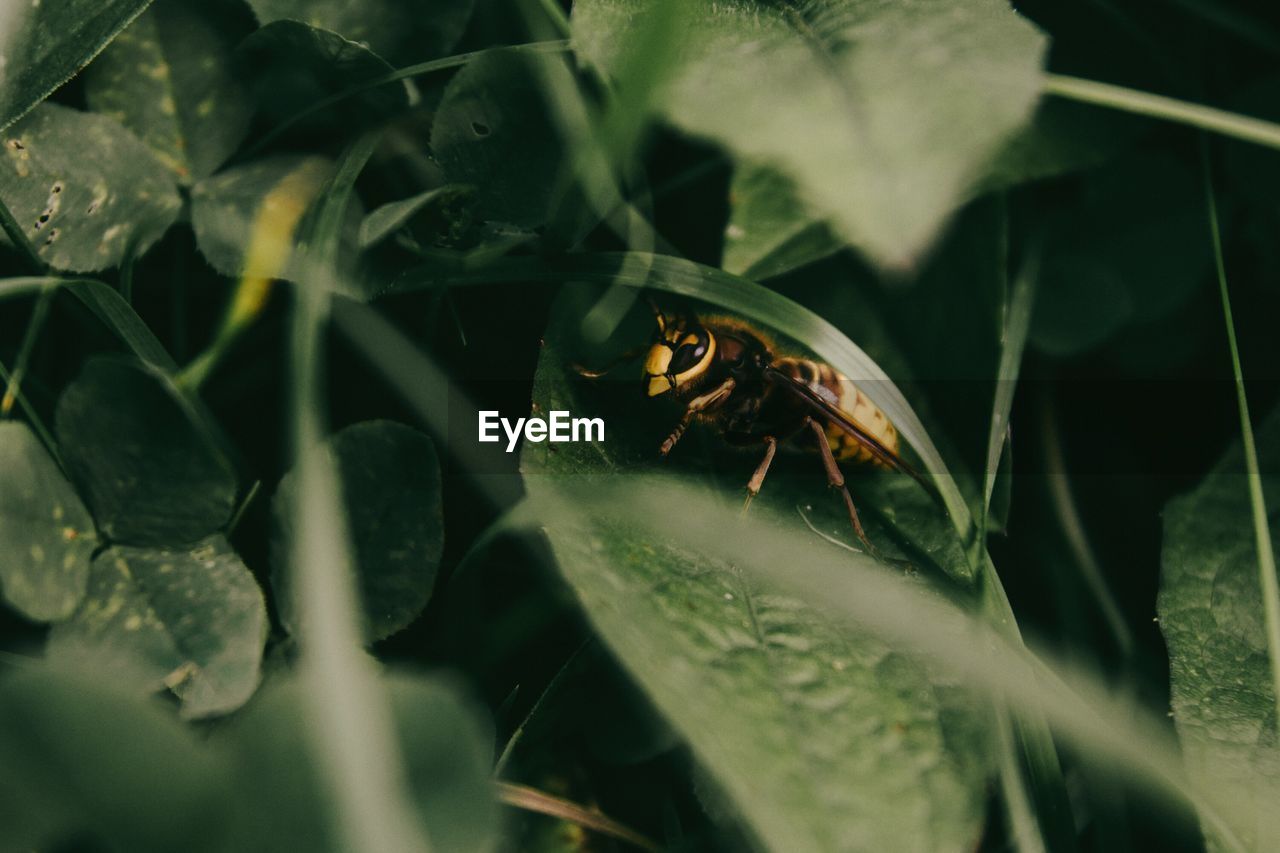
[577, 301, 935, 558]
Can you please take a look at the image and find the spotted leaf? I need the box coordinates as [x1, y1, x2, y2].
[0, 422, 96, 622]
[84, 0, 254, 183]
[0, 103, 180, 272]
[46, 535, 268, 719]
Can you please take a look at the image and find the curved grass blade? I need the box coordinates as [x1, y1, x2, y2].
[0, 276, 175, 370]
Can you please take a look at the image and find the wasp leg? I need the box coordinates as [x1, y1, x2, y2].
[804, 416, 882, 559]
[660, 410, 696, 456]
[741, 436, 779, 513]
[659, 378, 736, 457]
[571, 344, 649, 379]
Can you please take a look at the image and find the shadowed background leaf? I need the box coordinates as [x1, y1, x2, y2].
[83, 0, 255, 184]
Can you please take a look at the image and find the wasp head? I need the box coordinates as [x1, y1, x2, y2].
[643, 309, 715, 397]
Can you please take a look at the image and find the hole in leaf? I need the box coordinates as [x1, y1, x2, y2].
[44, 228, 59, 246]
[51, 182, 62, 194]
[471, 121, 491, 137]
[6, 139, 23, 150]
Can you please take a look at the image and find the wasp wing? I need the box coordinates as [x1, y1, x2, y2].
[763, 366, 939, 501]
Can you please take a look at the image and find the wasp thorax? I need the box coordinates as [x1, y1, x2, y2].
[643, 325, 716, 396]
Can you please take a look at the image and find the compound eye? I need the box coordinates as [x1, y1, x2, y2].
[669, 339, 708, 374]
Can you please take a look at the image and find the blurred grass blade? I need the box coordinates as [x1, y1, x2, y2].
[1044, 75, 1280, 151]
[983, 233, 1038, 521]
[1203, 157, 1280, 723]
[497, 782, 658, 852]
[1, 284, 54, 416]
[287, 134, 432, 853]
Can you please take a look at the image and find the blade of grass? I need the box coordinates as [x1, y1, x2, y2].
[0, 276, 175, 369]
[497, 782, 659, 852]
[1, 284, 54, 417]
[1040, 395, 1134, 659]
[288, 133, 432, 853]
[980, 223, 1069, 852]
[0, 357, 59, 466]
[1044, 75, 1280, 151]
[1201, 146, 1280, 726]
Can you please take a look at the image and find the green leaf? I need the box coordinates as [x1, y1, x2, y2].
[1159, 407, 1280, 851]
[722, 161, 844, 280]
[0, 422, 96, 622]
[572, 0, 1046, 269]
[0, 0, 155, 130]
[431, 49, 565, 228]
[0, 103, 181, 272]
[245, 0, 474, 67]
[235, 20, 409, 139]
[222, 672, 498, 853]
[0, 666, 234, 852]
[55, 356, 238, 546]
[272, 421, 444, 643]
[46, 535, 268, 719]
[190, 153, 334, 277]
[520, 290, 990, 851]
[83, 0, 255, 183]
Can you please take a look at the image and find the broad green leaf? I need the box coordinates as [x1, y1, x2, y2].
[572, 0, 1046, 269]
[0, 422, 95, 622]
[46, 535, 268, 718]
[722, 161, 843, 281]
[235, 20, 409, 139]
[190, 153, 334, 277]
[245, 0, 474, 67]
[83, 0, 254, 183]
[723, 101, 1140, 281]
[0, 666, 234, 852]
[0, 104, 180, 272]
[431, 49, 565, 228]
[1159, 408, 1280, 851]
[0, 0, 154, 130]
[221, 672, 498, 853]
[55, 356, 237, 546]
[358, 184, 473, 249]
[520, 290, 990, 852]
[272, 421, 444, 643]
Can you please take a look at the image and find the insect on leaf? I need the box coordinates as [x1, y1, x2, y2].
[520, 289, 992, 852]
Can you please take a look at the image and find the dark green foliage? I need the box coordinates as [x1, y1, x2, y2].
[55, 357, 237, 546]
[47, 536, 268, 718]
[0, 104, 181, 272]
[272, 420, 444, 643]
[0, 422, 96, 621]
[1, 0, 1280, 850]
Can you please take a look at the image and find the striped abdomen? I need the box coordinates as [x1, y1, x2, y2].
[772, 357, 899, 466]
